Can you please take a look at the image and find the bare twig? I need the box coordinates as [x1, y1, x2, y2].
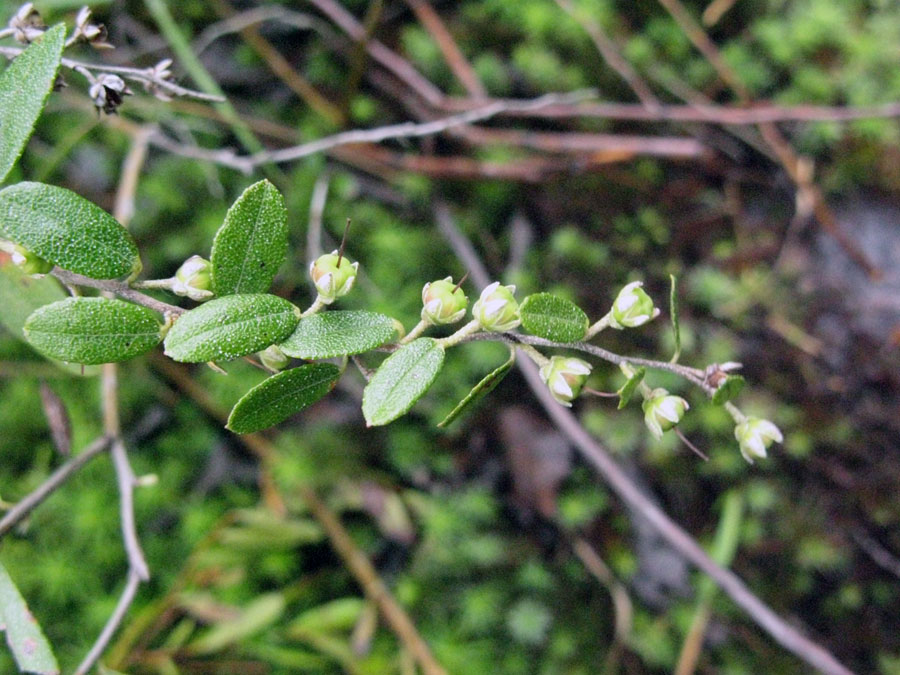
[110, 438, 149, 580]
[0, 436, 111, 536]
[307, 170, 332, 266]
[404, 0, 487, 98]
[307, 0, 445, 106]
[0, 46, 223, 102]
[435, 204, 854, 675]
[193, 5, 333, 56]
[50, 269, 185, 317]
[852, 529, 900, 580]
[74, 569, 142, 675]
[207, 0, 343, 124]
[440, 96, 900, 125]
[553, 0, 659, 109]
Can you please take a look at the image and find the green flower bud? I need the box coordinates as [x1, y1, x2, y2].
[734, 417, 782, 463]
[259, 344, 290, 371]
[609, 281, 659, 329]
[539, 356, 592, 407]
[642, 388, 689, 439]
[8, 243, 52, 275]
[309, 251, 358, 304]
[421, 277, 468, 325]
[472, 281, 520, 332]
[171, 255, 213, 301]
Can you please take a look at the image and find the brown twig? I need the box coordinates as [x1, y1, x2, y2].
[434, 204, 854, 675]
[404, 0, 487, 98]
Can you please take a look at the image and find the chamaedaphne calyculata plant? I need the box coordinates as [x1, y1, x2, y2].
[0, 4, 809, 674]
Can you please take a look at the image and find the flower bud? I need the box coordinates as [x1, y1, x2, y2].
[539, 356, 592, 407]
[259, 344, 290, 371]
[8, 243, 52, 275]
[472, 281, 520, 332]
[421, 277, 468, 325]
[734, 417, 782, 463]
[309, 251, 358, 304]
[642, 388, 689, 439]
[609, 281, 659, 329]
[171, 255, 213, 301]
[9, 3, 45, 43]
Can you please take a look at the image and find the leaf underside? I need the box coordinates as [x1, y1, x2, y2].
[0, 561, 59, 675]
[279, 310, 397, 359]
[227, 363, 341, 433]
[211, 180, 288, 296]
[164, 293, 299, 363]
[438, 347, 515, 428]
[362, 338, 445, 427]
[24, 297, 162, 365]
[0, 182, 140, 279]
[0, 24, 65, 184]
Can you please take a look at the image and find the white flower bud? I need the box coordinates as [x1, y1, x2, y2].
[609, 281, 659, 329]
[309, 251, 358, 304]
[472, 281, 520, 332]
[539, 356, 592, 407]
[421, 277, 468, 325]
[642, 388, 689, 439]
[734, 417, 783, 463]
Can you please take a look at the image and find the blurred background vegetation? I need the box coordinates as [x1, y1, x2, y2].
[1, 0, 899, 672]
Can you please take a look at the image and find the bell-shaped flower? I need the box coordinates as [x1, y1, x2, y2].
[472, 281, 520, 332]
[171, 255, 213, 301]
[642, 388, 689, 439]
[609, 281, 659, 329]
[421, 277, 468, 325]
[734, 417, 782, 463]
[540, 356, 592, 407]
[309, 251, 359, 304]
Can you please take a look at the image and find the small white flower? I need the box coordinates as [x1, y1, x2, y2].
[540, 356, 592, 406]
[609, 281, 660, 329]
[309, 251, 358, 304]
[642, 388, 689, 439]
[472, 281, 520, 332]
[734, 417, 783, 463]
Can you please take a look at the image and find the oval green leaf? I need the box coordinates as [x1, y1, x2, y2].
[227, 363, 340, 433]
[279, 310, 397, 359]
[0, 24, 65, 184]
[164, 293, 299, 363]
[362, 338, 445, 427]
[519, 293, 589, 343]
[438, 347, 515, 428]
[712, 374, 745, 405]
[24, 297, 162, 365]
[616, 367, 645, 409]
[0, 182, 140, 279]
[211, 180, 288, 295]
[0, 561, 59, 675]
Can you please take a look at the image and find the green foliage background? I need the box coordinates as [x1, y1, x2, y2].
[1, 0, 899, 673]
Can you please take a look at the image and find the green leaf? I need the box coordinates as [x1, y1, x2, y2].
[616, 367, 645, 409]
[362, 338, 445, 427]
[227, 363, 340, 433]
[438, 347, 515, 428]
[164, 293, 300, 363]
[187, 593, 286, 655]
[289, 598, 365, 634]
[0, 561, 59, 675]
[519, 293, 588, 343]
[711, 375, 745, 405]
[279, 310, 396, 359]
[0, 182, 140, 279]
[24, 297, 162, 365]
[211, 180, 287, 295]
[0, 25, 65, 184]
[669, 274, 681, 363]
